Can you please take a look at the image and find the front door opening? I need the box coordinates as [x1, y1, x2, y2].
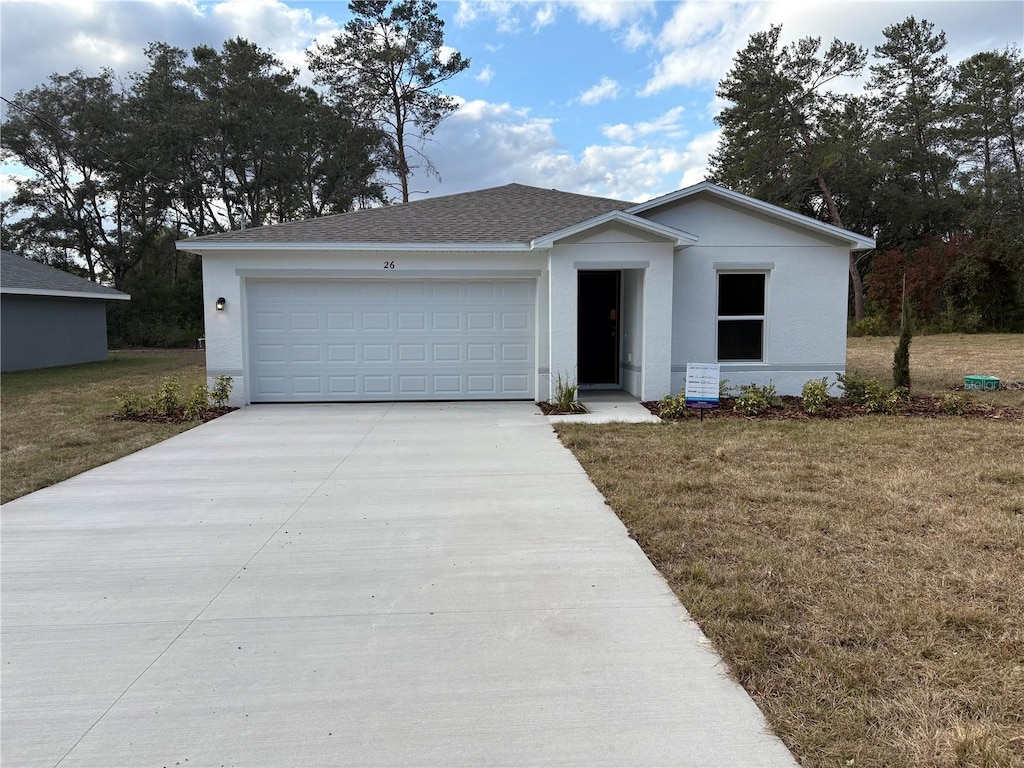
[578, 271, 620, 385]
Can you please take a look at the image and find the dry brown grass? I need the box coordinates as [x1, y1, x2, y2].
[558, 335, 1024, 768]
[848, 334, 1024, 408]
[1, 349, 206, 503]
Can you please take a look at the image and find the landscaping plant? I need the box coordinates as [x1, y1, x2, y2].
[800, 377, 830, 415]
[733, 382, 782, 416]
[551, 371, 585, 414]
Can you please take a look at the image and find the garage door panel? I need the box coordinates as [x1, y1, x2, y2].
[247, 279, 535, 402]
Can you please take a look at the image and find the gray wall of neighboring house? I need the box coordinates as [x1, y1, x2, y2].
[1, 295, 110, 372]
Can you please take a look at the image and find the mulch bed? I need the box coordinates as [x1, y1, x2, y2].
[643, 395, 1023, 421]
[112, 406, 238, 424]
[536, 401, 589, 416]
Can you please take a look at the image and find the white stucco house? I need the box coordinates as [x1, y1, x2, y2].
[176, 182, 874, 406]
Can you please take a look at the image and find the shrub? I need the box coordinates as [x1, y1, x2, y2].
[836, 370, 874, 404]
[719, 379, 735, 398]
[801, 378, 831, 415]
[849, 314, 889, 337]
[183, 384, 210, 421]
[658, 393, 690, 419]
[938, 392, 967, 416]
[154, 377, 182, 416]
[863, 383, 908, 414]
[210, 376, 234, 408]
[115, 389, 147, 418]
[733, 382, 782, 416]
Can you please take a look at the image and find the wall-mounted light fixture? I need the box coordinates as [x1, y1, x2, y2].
[215, 297, 226, 311]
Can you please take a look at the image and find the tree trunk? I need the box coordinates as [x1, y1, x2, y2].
[816, 173, 866, 323]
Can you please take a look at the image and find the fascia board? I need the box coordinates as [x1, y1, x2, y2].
[1, 287, 131, 300]
[175, 241, 531, 254]
[629, 181, 877, 250]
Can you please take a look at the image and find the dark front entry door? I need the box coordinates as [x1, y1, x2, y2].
[578, 271, 620, 384]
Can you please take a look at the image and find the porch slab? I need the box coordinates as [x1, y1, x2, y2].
[548, 390, 661, 424]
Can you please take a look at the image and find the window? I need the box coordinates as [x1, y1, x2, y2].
[717, 273, 766, 361]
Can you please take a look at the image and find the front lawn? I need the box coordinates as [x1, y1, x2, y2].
[559, 334, 1024, 767]
[1, 349, 207, 503]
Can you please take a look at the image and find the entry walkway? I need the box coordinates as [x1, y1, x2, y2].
[2, 403, 794, 767]
[549, 389, 662, 424]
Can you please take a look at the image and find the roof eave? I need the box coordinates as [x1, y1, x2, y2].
[1, 287, 130, 300]
[175, 240, 533, 253]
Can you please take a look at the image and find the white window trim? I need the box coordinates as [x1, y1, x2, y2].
[716, 270, 770, 363]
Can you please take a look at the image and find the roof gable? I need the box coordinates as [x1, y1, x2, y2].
[0, 251, 130, 300]
[629, 181, 875, 250]
[531, 210, 698, 249]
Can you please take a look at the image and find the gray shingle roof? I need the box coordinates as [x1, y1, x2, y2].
[1, 250, 129, 299]
[184, 183, 634, 245]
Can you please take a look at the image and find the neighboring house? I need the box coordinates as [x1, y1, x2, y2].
[176, 182, 874, 406]
[1, 250, 130, 373]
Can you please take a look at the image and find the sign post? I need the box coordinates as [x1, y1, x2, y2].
[685, 363, 720, 420]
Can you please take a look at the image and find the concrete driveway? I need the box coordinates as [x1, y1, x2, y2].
[2, 403, 795, 767]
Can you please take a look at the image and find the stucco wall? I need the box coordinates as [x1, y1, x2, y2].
[1, 295, 109, 372]
[620, 269, 644, 396]
[200, 249, 549, 405]
[548, 229, 675, 401]
[642, 195, 850, 396]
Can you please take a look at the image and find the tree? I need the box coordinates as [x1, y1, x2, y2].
[892, 277, 912, 390]
[1, 69, 161, 289]
[308, 0, 470, 202]
[867, 17, 961, 250]
[709, 25, 872, 319]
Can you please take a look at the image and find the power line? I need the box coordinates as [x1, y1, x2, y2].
[1, 94, 152, 177]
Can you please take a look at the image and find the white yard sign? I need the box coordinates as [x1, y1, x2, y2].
[685, 363, 720, 409]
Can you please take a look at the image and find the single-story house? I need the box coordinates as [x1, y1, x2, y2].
[176, 182, 874, 406]
[1, 250, 130, 373]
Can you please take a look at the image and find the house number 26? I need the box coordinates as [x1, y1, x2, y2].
[384, 260, 395, 269]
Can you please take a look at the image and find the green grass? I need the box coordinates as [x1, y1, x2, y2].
[558, 334, 1024, 768]
[1, 349, 207, 503]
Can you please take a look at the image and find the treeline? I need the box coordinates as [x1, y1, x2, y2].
[0, 0, 466, 346]
[710, 17, 1024, 332]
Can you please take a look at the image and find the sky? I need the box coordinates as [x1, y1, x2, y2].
[1, 0, 1022, 206]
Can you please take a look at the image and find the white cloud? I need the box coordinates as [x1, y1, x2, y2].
[475, 65, 495, 84]
[602, 106, 686, 143]
[573, 0, 656, 29]
[623, 23, 654, 51]
[533, 3, 556, 30]
[0, 0, 340, 98]
[577, 76, 620, 105]
[424, 98, 709, 202]
[454, 0, 653, 34]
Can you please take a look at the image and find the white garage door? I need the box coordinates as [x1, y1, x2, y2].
[247, 279, 536, 402]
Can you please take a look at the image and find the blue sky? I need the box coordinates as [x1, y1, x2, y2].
[2, 0, 1022, 204]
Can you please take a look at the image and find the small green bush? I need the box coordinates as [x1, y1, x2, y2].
[719, 379, 735, 398]
[210, 376, 234, 408]
[115, 389, 147, 418]
[850, 314, 889, 337]
[836, 370, 874, 404]
[733, 382, 782, 416]
[154, 377, 182, 416]
[183, 384, 210, 421]
[658, 393, 690, 419]
[937, 392, 967, 415]
[863, 383, 908, 414]
[801, 378, 831, 415]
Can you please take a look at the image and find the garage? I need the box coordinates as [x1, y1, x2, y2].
[246, 278, 536, 402]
